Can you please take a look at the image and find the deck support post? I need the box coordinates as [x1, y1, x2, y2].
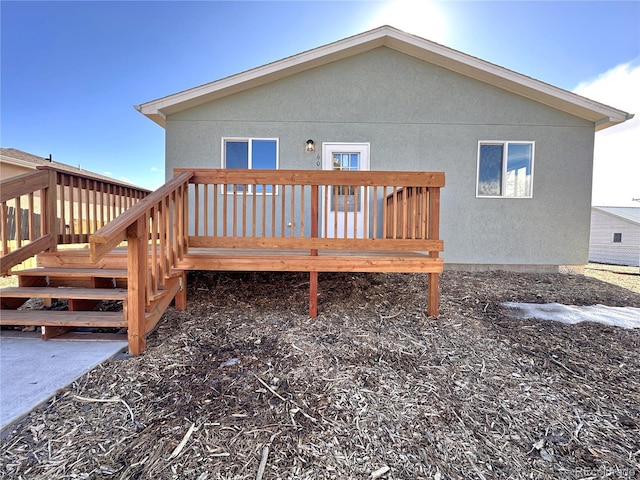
[427, 186, 441, 317]
[127, 216, 147, 355]
[427, 272, 439, 317]
[175, 271, 187, 311]
[309, 185, 319, 318]
[309, 271, 318, 318]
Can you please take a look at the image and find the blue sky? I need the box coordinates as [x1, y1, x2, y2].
[1, 1, 639, 205]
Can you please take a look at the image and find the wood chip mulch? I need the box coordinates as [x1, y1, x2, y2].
[1, 270, 639, 480]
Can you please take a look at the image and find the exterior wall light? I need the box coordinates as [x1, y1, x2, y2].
[305, 139, 315, 153]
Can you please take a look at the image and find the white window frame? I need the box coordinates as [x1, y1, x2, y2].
[476, 141, 535, 199]
[221, 137, 279, 195]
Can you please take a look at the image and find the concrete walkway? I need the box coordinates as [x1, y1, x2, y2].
[0, 332, 127, 436]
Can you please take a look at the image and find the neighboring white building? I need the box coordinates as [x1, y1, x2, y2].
[589, 207, 640, 267]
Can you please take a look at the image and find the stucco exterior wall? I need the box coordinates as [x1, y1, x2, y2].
[0, 162, 33, 180]
[165, 47, 595, 268]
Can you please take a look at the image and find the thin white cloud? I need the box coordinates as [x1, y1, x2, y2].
[573, 61, 640, 207]
[103, 171, 112, 176]
[150, 166, 158, 172]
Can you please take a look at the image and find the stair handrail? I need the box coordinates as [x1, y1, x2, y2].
[1, 165, 151, 276]
[0, 169, 57, 275]
[89, 171, 194, 263]
[89, 170, 193, 355]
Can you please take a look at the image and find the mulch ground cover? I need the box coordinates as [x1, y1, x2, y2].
[1, 270, 639, 479]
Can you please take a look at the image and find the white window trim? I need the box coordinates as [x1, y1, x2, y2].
[321, 142, 371, 170]
[221, 137, 279, 195]
[476, 140, 535, 199]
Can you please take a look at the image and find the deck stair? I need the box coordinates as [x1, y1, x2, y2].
[0, 166, 186, 354]
[0, 265, 183, 341]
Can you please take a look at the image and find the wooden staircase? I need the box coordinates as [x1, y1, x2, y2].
[0, 267, 128, 339]
[0, 263, 184, 342]
[1, 264, 185, 351]
[1, 168, 191, 355]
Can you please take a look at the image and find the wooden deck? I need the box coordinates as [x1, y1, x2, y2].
[38, 246, 442, 271]
[178, 248, 443, 272]
[1, 168, 444, 355]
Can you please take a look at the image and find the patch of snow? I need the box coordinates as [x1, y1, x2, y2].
[502, 302, 640, 329]
[220, 357, 240, 368]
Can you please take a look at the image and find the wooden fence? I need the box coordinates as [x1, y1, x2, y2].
[3, 207, 42, 242]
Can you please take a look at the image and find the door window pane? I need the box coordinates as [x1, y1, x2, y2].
[333, 153, 359, 171]
[331, 152, 360, 212]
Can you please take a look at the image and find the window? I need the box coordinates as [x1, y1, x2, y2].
[613, 233, 622, 243]
[332, 153, 360, 212]
[477, 141, 534, 198]
[222, 138, 278, 193]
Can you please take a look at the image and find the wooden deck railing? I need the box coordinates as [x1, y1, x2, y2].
[52, 167, 148, 245]
[89, 171, 193, 354]
[178, 169, 443, 252]
[0, 166, 149, 275]
[386, 186, 440, 242]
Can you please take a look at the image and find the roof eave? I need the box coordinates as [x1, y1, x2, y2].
[135, 104, 166, 128]
[594, 112, 635, 132]
[592, 206, 640, 226]
[0, 154, 39, 169]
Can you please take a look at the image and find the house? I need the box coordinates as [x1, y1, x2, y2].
[0, 148, 115, 183]
[589, 207, 640, 267]
[135, 26, 633, 273]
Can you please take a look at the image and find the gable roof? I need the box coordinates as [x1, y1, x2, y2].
[136, 26, 633, 131]
[0, 147, 146, 189]
[592, 206, 640, 225]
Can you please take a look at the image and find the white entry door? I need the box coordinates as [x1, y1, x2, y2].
[322, 143, 370, 239]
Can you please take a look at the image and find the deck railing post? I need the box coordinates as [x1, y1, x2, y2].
[182, 182, 189, 256]
[44, 169, 58, 252]
[127, 216, 148, 355]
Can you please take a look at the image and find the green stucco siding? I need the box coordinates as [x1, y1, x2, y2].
[165, 47, 595, 267]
